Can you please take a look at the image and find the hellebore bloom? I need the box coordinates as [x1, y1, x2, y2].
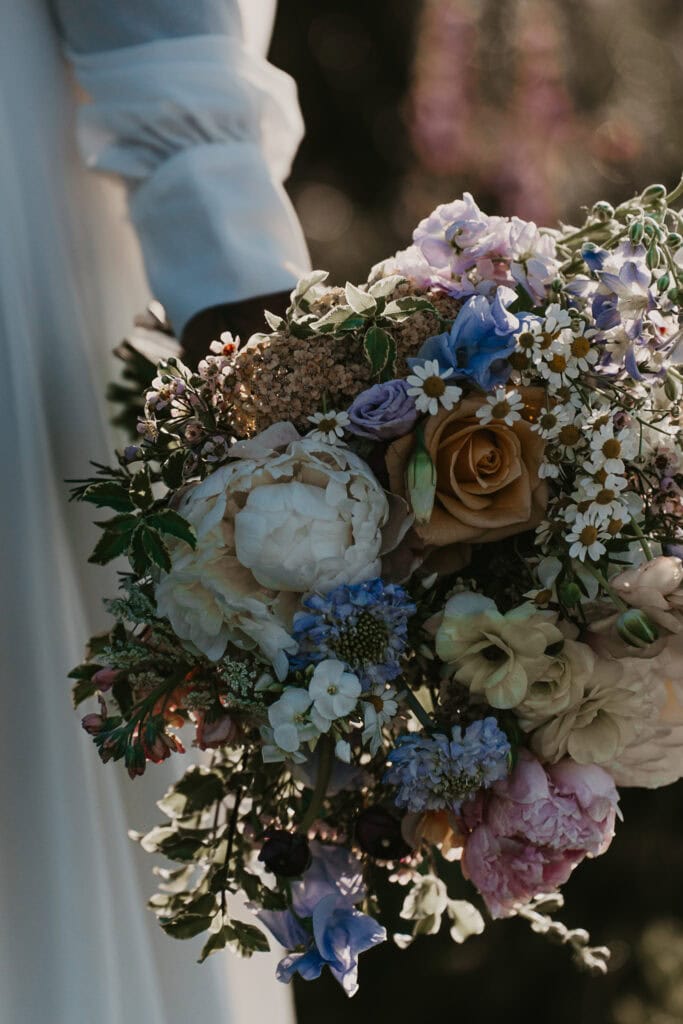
[411, 287, 521, 391]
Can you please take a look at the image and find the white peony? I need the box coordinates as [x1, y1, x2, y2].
[231, 438, 389, 592]
[155, 436, 389, 677]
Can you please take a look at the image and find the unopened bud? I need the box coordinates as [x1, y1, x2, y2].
[657, 273, 671, 293]
[558, 581, 582, 607]
[81, 713, 105, 736]
[666, 232, 682, 248]
[664, 372, 679, 402]
[642, 183, 667, 202]
[629, 222, 644, 245]
[592, 201, 614, 222]
[406, 429, 437, 525]
[616, 608, 659, 649]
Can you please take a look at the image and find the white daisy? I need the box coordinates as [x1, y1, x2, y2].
[530, 402, 573, 440]
[566, 512, 609, 562]
[406, 359, 462, 416]
[362, 685, 398, 755]
[587, 424, 638, 475]
[476, 387, 524, 426]
[307, 409, 350, 443]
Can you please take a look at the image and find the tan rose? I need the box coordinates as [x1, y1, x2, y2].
[386, 388, 548, 546]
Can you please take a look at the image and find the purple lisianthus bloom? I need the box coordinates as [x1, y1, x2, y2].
[347, 380, 418, 441]
[410, 286, 521, 391]
[256, 841, 386, 996]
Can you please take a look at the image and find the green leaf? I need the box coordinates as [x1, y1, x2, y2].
[141, 527, 172, 572]
[130, 468, 154, 511]
[129, 526, 150, 576]
[158, 770, 226, 819]
[364, 326, 393, 376]
[72, 678, 98, 708]
[230, 920, 271, 956]
[147, 509, 197, 549]
[160, 914, 213, 940]
[161, 450, 188, 490]
[379, 335, 398, 382]
[383, 296, 439, 320]
[263, 310, 285, 331]
[198, 926, 234, 963]
[80, 480, 134, 513]
[345, 281, 377, 316]
[369, 274, 406, 299]
[157, 832, 206, 862]
[88, 529, 131, 565]
[94, 513, 138, 536]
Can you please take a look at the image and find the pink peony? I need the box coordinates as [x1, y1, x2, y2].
[461, 752, 618, 918]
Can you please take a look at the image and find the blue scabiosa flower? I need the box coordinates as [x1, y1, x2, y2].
[384, 717, 511, 813]
[291, 579, 416, 689]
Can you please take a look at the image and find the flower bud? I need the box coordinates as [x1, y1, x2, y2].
[616, 608, 659, 649]
[406, 429, 436, 525]
[81, 712, 105, 736]
[259, 829, 311, 877]
[664, 372, 679, 402]
[657, 272, 671, 293]
[592, 201, 614, 222]
[641, 183, 667, 202]
[629, 222, 644, 245]
[92, 668, 119, 692]
[355, 807, 411, 861]
[558, 581, 583, 607]
[666, 232, 682, 248]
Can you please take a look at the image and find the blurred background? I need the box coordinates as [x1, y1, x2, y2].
[267, 2, 683, 1021]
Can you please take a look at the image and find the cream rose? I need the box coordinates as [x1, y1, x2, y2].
[155, 438, 389, 676]
[516, 639, 594, 729]
[386, 388, 547, 547]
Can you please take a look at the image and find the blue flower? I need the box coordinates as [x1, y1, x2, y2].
[384, 717, 511, 813]
[256, 842, 386, 997]
[291, 578, 416, 689]
[409, 286, 523, 391]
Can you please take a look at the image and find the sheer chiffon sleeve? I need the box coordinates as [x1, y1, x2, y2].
[51, 1, 310, 333]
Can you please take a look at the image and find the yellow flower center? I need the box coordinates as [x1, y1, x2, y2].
[559, 424, 581, 446]
[602, 438, 621, 459]
[579, 525, 599, 545]
[423, 376, 446, 398]
[491, 400, 511, 419]
[571, 336, 591, 358]
[548, 353, 568, 373]
[317, 417, 337, 432]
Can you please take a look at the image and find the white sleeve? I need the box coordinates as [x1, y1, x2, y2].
[52, 3, 310, 334]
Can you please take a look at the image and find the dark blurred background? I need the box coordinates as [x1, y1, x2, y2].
[269, 2, 683, 1021]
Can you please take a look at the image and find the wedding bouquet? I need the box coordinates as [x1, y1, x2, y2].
[71, 180, 683, 995]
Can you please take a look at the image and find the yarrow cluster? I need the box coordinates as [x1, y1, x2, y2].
[71, 179, 683, 994]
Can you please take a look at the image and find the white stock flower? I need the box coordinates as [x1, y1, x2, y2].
[268, 687, 319, 752]
[308, 659, 362, 730]
[155, 438, 389, 677]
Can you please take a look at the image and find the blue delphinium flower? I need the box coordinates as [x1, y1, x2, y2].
[384, 717, 511, 813]
[409, 286, 522, 391]
[256, 841, 386, 997]
[291, 578, 416, 689]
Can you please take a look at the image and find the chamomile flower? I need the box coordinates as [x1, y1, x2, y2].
[406, 359, 462, 416]
[587, 424, 638, 475]
[362, 684, 399, 755]
[566, 512, 609, 562]
[531, 402, 573, 440]
[568, 322, 600, 371]
[307, 409, 350, 443]
[476, 387, 524, 426]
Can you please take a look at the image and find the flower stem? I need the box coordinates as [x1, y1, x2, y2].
[630, 518, 654, 561]
[582, 564, 629, 611]
[402, 687, 436, 732]
[300, 734, 334, 834]
[666, 175, 683, 206]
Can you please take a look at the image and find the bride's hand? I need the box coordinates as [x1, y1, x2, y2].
[180, 290, 291, 368]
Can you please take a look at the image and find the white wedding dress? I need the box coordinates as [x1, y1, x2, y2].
[0, 2, 307, 1022]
